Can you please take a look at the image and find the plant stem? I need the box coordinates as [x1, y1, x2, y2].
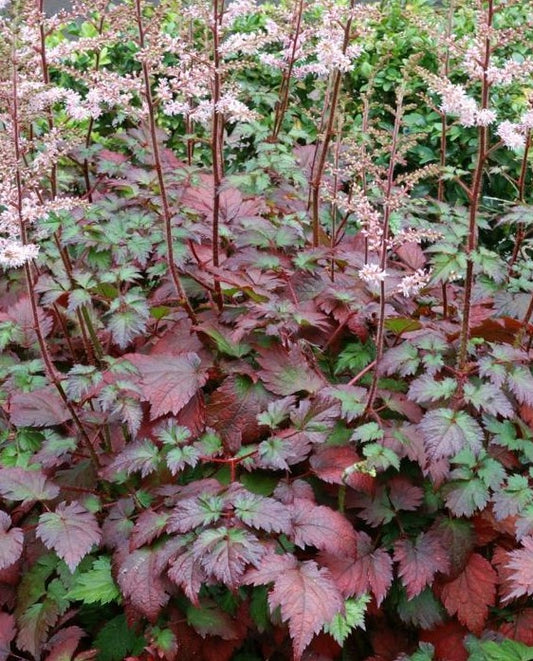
[270, 0, 305, 141]
[211, 0, 224, 310]
[309, 0, 355, 248]
[456, 0, 494, 372]
[11, 56, 101, 469]
[365, 90, 404, 414]
[134, 0, 197, 324]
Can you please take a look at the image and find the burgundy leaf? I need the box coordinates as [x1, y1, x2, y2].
[124, 352, 208, 419]
[0, 467, 59, 503]
[207, 375, 270, 452]
[320, 531, 393, 605]
[388, 477, 425, 512]
[45, 626, 85, 661]
[37, 501, 101, 571]
[245, 553, 343, 660]
[230, 488, 292, 534]
[192, 527, 265, 588]
[16, 600, 59, 659]
[130, 510, 170, 550]
[501, 536, 533, 602]
[8, 386, 71, 427]
[0, 511, 23, 570]
[257, 345, 325, 396]
[101, 498, 135, 549]
[440, 552, 497, 634]
[167, 493, 225, 533]
[7, 295, 53, 346]
[0, 612, 15, 661]
[394, 533, 450, 599]
[168, 546, 207, 605]
[102, 439, 160, 480]
[310, 446, 361, 484]
[290, 499, 356, 555]
[116, 546, 171, 622]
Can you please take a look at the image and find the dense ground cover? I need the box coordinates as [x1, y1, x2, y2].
[2, 0, 533, 658]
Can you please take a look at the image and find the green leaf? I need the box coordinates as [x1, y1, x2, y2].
[466, 636, 533, 661]
[323, 594, 371, 645]
[95, 614, 146, 661]
[202, 327, 251, 357]
[362, 443, 400, 472]
[67, 557, 120, 605]
[351, 422, 383, 444]
[408, 375, 457, 404]
[335, 341, 375, 375]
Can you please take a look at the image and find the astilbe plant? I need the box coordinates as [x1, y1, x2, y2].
[2, 0, 533, 659]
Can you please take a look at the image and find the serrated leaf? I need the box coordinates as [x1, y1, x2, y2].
[192, 527, 264, 588]
[380, 343, 420, 377]
[124, 352, 208, 419]
[0, 612, 15, 661]
[244, 553, 343, 660]
[0, 511, 23, 570]
[493, 475, 533, 519]
[310, 445, 361, 484]
[319, 531, 393, 605]
[444, 478, 489, 517]
[508, 367, 533, 406]
[16, 600, 59, 658]
[408, 375, 457, 404]
[207, 375, 270, 453]
[257, 344, 325, 396]
[167, 493, 225, 533]
[463, 381, 514, 418]
[420, 409, 483, 460]
[502, 536, 533, 602]
[37, 502, 101, 572]
[231, 490, 292, 534]
[290, 499, 356, 555]
[31, 430, 77, 469]
[165, 444, 201, 474]
[440, 553, 497, 633]
[323, 594, 371, 645]
[67, 557, 120, 604]
[106, 292, 150, 349]
[130, 510, 170, 550]
[186, 600, 242, 640]
[94, 614, 145, 661]
[394, 533, 450, 599]
[168, 545, 206, 604]
[467, 637, 533, 661]
[103, 440, 160, 480]
[397, 588, 444, 630]
[0, 467, 59, 503]
[116, 545, 174, 621]
[8, 386, 71, 427]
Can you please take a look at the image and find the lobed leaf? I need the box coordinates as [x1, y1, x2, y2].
[0, 511, 23, 570]
[123, 352, 208, 419]
[37, 501, 101, 572]
[420, 409, 483, 460]
[440, 553, 497, 633]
